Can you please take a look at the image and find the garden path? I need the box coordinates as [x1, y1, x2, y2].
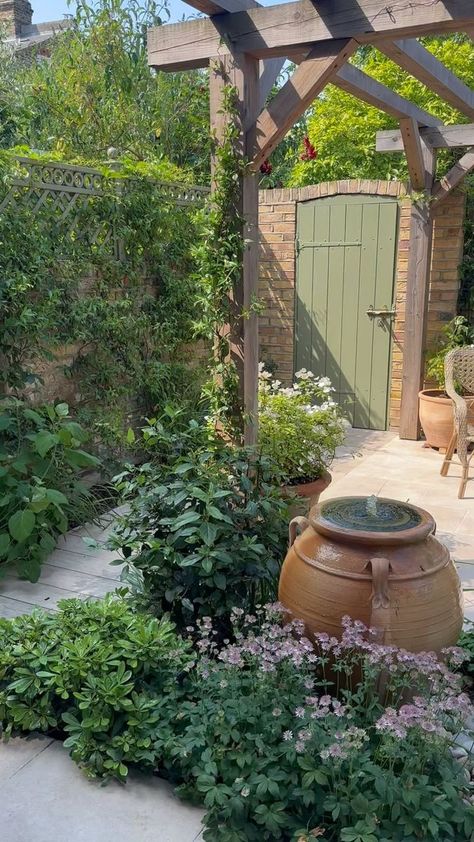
[0, 430, 473, 842]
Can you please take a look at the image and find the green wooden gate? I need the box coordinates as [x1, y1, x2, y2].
[295, 194, 398, 430]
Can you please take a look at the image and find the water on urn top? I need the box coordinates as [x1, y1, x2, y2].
[319, 496, 422, 533]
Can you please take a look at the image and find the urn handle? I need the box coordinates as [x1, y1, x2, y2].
[365, 556, 392, 646]
[289, 516, 309, 548]
[368, 556, 391, 609]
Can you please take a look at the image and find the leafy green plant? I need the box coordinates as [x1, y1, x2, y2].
[457, 621, 474, 677]
[0, 148, 204, 453]
[1, 602, 473, 839]
[0, 398, 101, 581]
[0, 596, 189, 780]
[258, 366, 346, 483]
[287, 37, 474, 187]
[157, 611, 474, 842]
[426, 316, 474, 390]
[109, 446, 289, 632]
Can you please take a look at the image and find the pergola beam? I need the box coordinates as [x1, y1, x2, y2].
[148, 0, 474, 69]
[399, 118, 426, 190]
[377, 122, 474, 152]
[378, 39, 474, 120]
[180, 0, 285, 111]
[251, 40, 356, 168]
[334, 64, 441, 127]
[432, 148, 474, 203]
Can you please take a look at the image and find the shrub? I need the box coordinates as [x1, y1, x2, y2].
[159, 610, 474, 842]
[109, 447, 289, 633]
[258, 366, 346, 483]
[0, 398, 101, 581]
[1, 601, 473, 840]
[426, 316, 474, 390]
[0, 596, 189, 780]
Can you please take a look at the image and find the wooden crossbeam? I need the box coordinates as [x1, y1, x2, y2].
[378, 39, 474, 120]
[183, 0, 257, 13]
[334, 64, 441, 127]
[148, 0, 474, 70]
[399, 118, 426, 190]
[432, 148, 474, 202]
[377, 122, 474, 152]
[181, 0, 284, 108]
[250, 40, 356, 168]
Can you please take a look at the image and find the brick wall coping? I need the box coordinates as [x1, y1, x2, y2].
[260, 180, 408, 204]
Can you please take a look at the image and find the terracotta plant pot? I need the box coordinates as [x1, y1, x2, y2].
[279, 495, 463, 654]
[418, 389, 474, 450]
[281, 470, 332, 516]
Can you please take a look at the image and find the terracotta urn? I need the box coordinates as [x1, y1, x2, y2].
[281, 470, 332, 517]
[279, 495, 463, 654]
[419, 389, 474, 450]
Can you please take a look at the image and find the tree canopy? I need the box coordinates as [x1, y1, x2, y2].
[284, 37, 474, 187]
[0, 0, 211, 180]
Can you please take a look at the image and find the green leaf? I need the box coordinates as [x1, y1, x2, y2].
[0, 415, 13, 431]
[170, 511, 201, 531]
[8, 509, 36, 542]
[206, 505, 231, 522]
[22, 408, 44, 425]
[64, 449, 100, 469]
[0, 532, 11, 557]
[46, 488, 69, 506]
[33, 430, 58, 458]
[55, 403, 69, 417]
[199, 521, 218, 546]
[126, 427, 136, 444]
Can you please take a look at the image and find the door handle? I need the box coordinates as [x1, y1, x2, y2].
[366, 306, 396, 318]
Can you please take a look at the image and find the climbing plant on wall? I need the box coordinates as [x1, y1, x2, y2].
[0, 150, 205, 451]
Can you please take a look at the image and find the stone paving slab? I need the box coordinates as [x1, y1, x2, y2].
[0, 738, 204, 842]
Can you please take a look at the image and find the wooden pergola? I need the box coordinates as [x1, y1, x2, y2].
[147, 1, 474, 444]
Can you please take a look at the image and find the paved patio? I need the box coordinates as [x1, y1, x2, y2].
[0, 428, 473, 841]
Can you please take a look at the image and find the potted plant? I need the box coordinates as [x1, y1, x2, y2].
[258, 365, 346, 511]
[419, 316, 474, 450]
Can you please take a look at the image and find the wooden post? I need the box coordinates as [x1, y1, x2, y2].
[209, 53, 260, 446]
[399, 139, 436, 440]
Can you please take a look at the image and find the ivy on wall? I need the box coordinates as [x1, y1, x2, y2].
[0, 150, 206, 453]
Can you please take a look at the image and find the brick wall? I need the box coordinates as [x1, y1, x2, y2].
[258, 181, 466, 431]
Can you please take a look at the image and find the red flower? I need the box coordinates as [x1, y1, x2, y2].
[260, 159, 273, 175]
[300, 135, 318, 161]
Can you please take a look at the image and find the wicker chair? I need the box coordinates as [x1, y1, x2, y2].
[440, 346, 474, 498]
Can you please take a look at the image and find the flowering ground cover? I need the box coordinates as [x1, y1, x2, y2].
[1, 601, 473, 841]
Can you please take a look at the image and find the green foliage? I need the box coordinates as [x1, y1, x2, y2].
[1, 603, 473, 839]
[0, 1, 211, 180]
[193, 74, 246, 439]
[0, 398, 100, 581]
[0, 151, 204, 449]
[109, 446, 289, 632]
[426, 316, 474, 389]
[458, 181, 474, 322]
[155, 612, 474, 841]
[0, 596, 189, 779]
[287, 37, 474, 186]
[457, 622, 474, 677]
[258, 367, 346, 482]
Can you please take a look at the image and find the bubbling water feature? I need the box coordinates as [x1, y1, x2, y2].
[319, 496, 423, 533]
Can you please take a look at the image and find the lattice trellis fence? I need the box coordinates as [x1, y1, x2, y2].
[0, 157, 210, 258]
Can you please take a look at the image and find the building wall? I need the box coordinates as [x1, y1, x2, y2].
[258, 181, 466, 431]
